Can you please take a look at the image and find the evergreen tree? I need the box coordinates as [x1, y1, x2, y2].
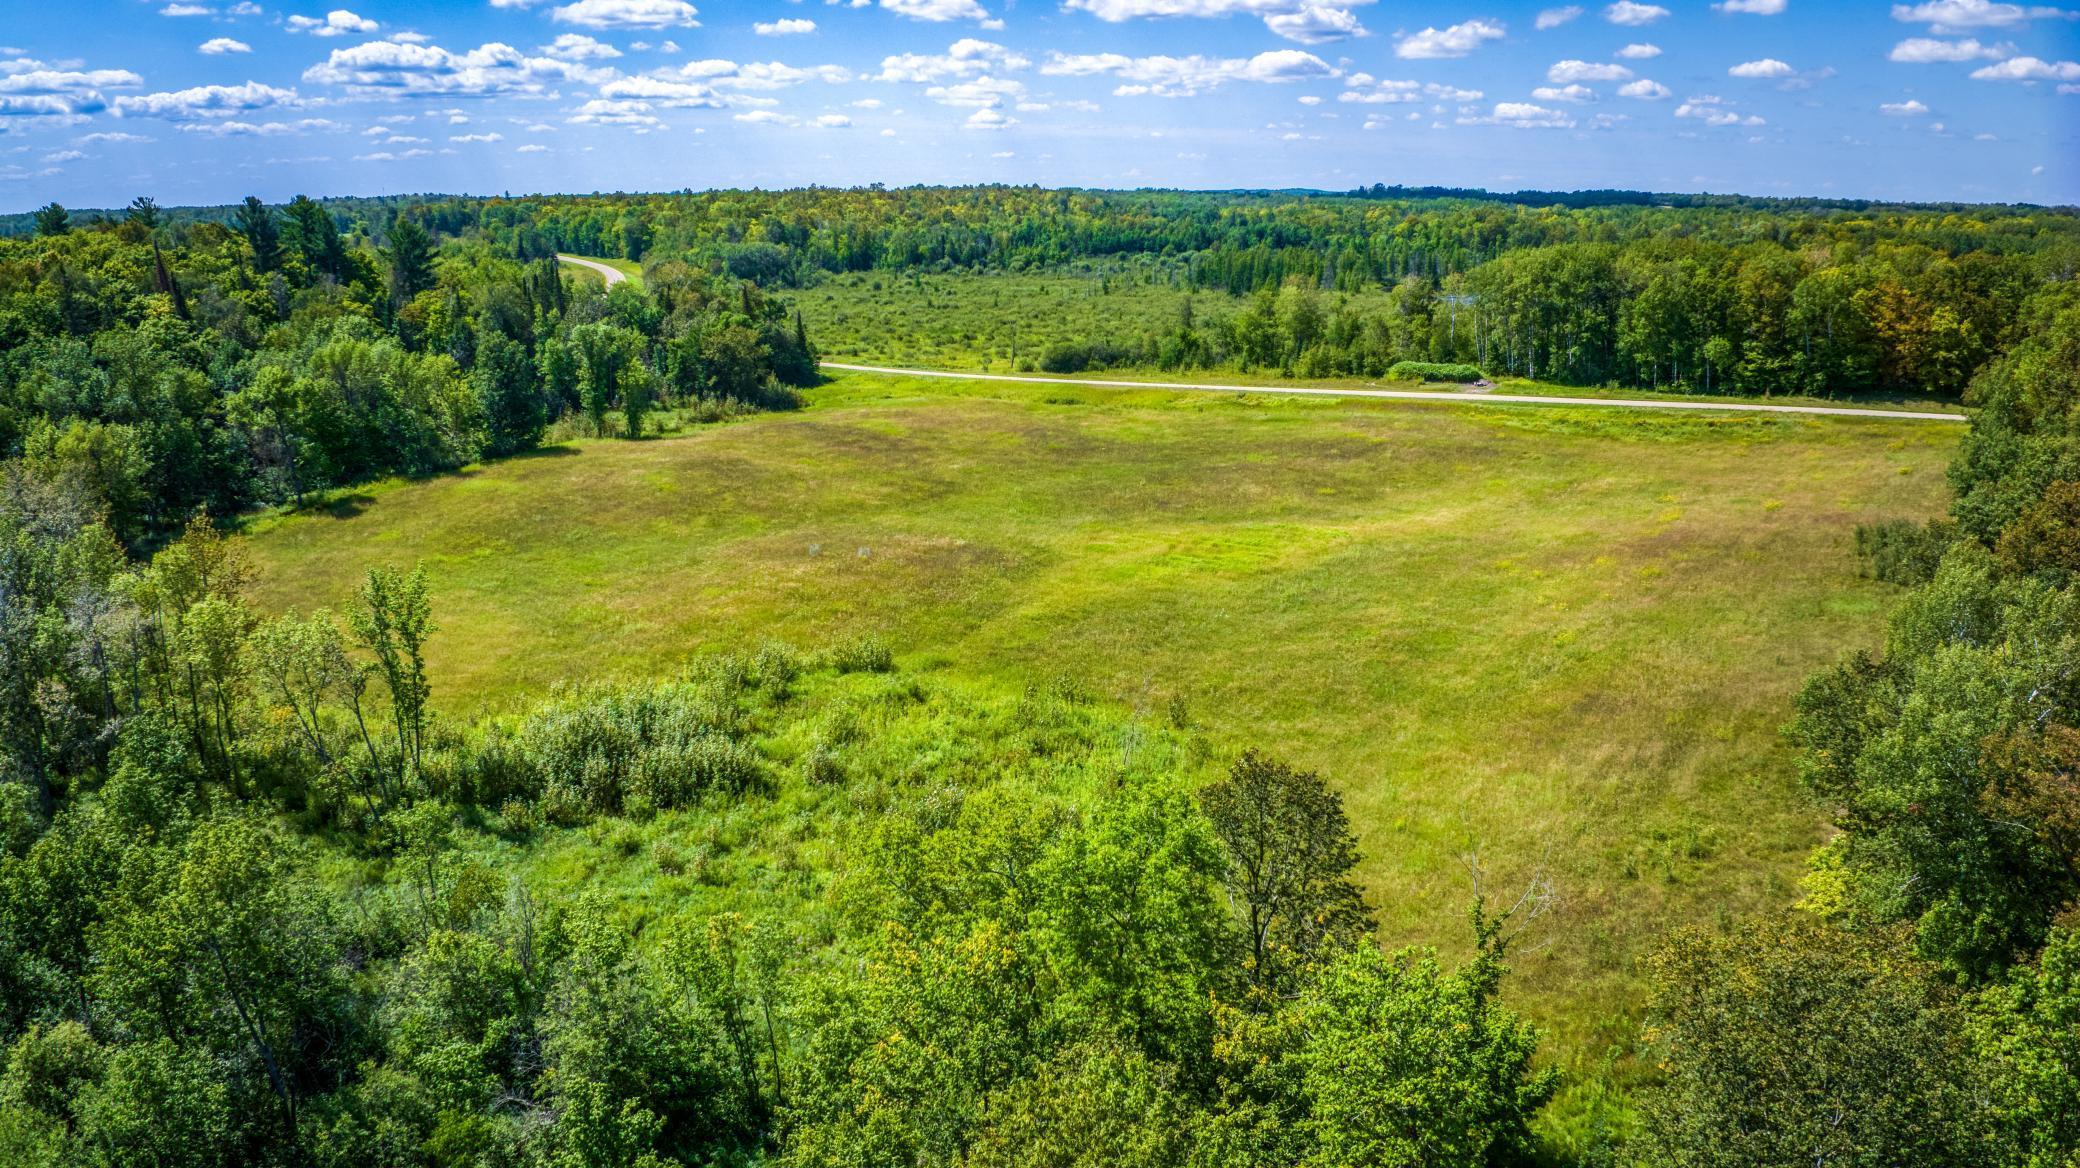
[236, 196, 280, 274]
[385, 217, 437, 309]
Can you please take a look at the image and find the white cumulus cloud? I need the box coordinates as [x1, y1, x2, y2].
[1891, 0, 2075, 33]
[1535, 6, 1584, 29]
[925, 75, 1024, 105]
[668, 59, 851, 88]
[1616, 42, 1661, 57]
[882, 0, 999, 25]
[303, 40, 602, 96]
[1263, 5, 1369, 44]
[176, 116, 342, 136]
[755, 18, 816, 34]
[1889, 36, 2012, 59]
[1881, 98, 1932, 113]
[1618, 78, 1671, 98]
[1548, 59, 1633, 82]
[1059, 0, 1375, 44]
[566, 97, 661, 126]
[597, 75, 724, 106]
[1042, 48, 1336, 95]
[1674, 94, 1765, 125]
[1969, 54, 2080, 78]
[115, 80, 299, 119]
[551, 0, 700, 30]
[876, 38, 1027, 82]
[1728, 58, 1795, 77]
[1714, 0, 1786, 13]
[1604, 1, 1669, 26]
[199, 37, 251, 54]
[541, 33, 622, 60]
[1468, 100, 1575, 127]
[1394, 18, 1505, 59]
[286, 9, 379, 36]
[1340, 73, 1479, 102]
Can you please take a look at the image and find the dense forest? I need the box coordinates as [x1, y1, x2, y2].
[85, 185, 2080, 398]
[0, 196, 818, 539]
[15, 187, 2077, 398]
[0, 188, 2077, 1166]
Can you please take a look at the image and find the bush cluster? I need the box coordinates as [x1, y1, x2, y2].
[1387, 360, 1486, 382]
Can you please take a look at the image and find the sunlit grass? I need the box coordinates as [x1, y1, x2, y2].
[243, 369, 1955, 1056]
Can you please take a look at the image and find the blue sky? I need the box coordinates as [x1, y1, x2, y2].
[2, 0, 2075, 211]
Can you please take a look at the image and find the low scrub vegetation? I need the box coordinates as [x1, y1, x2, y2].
[1386, 360, 1485, 382]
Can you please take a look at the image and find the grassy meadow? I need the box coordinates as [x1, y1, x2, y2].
[241, 369, 1955, 1054]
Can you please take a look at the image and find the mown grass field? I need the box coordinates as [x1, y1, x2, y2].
[242, 369, 1955, 1055]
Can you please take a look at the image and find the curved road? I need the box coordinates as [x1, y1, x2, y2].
[557, 254, 628, 287]
[822, 362, 1967, 422]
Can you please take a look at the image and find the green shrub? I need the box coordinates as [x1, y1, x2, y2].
[1387, 361, 1485, 383]
[801, 742, 847, 786]
[517, 683, 759, 820]
[629, 733, 764, 810]
[653, 839, 688, 875]
[752, 640, 802, 694]
[497, 797, 539, 836]
[1854, 518, 1958, 586]
[826, 634, 895, 675]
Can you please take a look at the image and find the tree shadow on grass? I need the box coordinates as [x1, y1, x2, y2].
[313, 493, 377, 520]
[231, 445, 589, 531]
[446, 443, 583, 477]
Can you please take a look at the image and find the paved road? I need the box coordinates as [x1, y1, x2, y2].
[557, 254, 628, 287]
[822, 362, 1968, 422]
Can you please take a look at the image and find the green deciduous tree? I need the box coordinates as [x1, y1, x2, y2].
[89, 815, 347, 1142]
[1200, 750, 1373, 991]
[1791, 544, 2080, 976]
[1288, 925, 1553, 1168]
[1970, 927, 2080, 1167]
[1641, 919, 1993, 1168]
[349, 565, 434, 792]
[472, 329, 545, 456]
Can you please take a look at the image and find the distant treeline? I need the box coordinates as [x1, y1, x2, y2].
[382, 186, 2074, 398]
[12, 186, 2075, 397]
[1035, 236, 2037, 398]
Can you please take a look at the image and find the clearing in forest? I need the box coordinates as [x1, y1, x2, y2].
[240, 369, 1955, 1053]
